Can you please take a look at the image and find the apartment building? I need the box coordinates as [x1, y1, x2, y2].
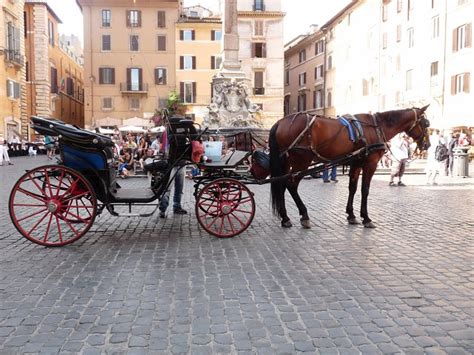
[237, 0, 285, 126]
[283, 27, 325, 116]
[0, 0, 26, 140]
[25, 0, 85, 132]
[77, 0, 180, 128]
[176, 5, 222, 122]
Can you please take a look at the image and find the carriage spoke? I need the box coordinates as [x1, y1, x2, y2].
[43, 168, 54, 198]
[42, 213, 54, 243]
[229, 212, 246, 227]
[13, 203, 46, 207]
[62, 191, 91, 203]
[63, 218, 81, 238]
[17, 187, 46, 203]
[54, 170, 66, 198]
[28, 172, 48, 197]
[226, 215, 236, 235]
[218, 216, 225, 235]
[55, 215, 64, 243]
[233, 209, 253, 214]
[17, 208, 48, 223]
[27, 211, 50, 236]
[63, 210, 90, 224]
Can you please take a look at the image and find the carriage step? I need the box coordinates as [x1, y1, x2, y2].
[111, 187, 156, 202]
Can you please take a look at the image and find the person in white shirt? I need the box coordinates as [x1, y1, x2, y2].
[425, 130, 444, 185]
[389, 133, 409, 186]
[150, 136, 161, 155]
[0, 138, 13, 166]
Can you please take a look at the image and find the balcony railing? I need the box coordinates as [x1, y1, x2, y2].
[253, 87, 265, 95]
[4, 49, 24, 67]
[120, 82, 148, 93]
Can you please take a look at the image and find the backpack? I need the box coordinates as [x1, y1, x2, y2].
[435, 143, 449, 161]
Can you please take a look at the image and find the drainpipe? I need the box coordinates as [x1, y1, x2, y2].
[322, 29, 327, 117]
[441, 0, 448, 125]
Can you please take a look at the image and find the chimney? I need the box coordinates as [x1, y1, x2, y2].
[309, 24, 319, 33]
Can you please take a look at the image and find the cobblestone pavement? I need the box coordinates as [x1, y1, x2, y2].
[0, 156, 473, 354]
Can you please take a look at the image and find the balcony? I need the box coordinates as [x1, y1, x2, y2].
[4, 49, 24, 67]
[253, 87, 265, 95]
[120, 82, 148, 94]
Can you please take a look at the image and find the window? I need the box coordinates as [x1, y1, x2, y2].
[327, 91, 332, 107]
[50, 67, 58, 93]
[254, 21, 264, 36]
[299, 72, 306, 86]
[66, 78, 74, 96]
[313, 90, 323, 109]
[315, 65, 324, 80]
[315, 40, 324, 55]
[126, 68, 143, 91]
[254, 71, 264, 95]
[102, 35, 111, 51]
[383, 32, 388, 49]
[190, 11, 198, 17]
[397, 24, 402, 42]
[284, 95, 290, 115]
[396, 55, 401, 71]
[180, 56, 196, 70]
[211, 56, 222, 69]
[180, 82, 196, 103]
[432, 0, 436, 8]
[252, 43, 266, 58]
[406, 69, 413, 90]
[432, 16, 439, 38]
[382, 4, 388, 22]
[397, 0, 402, 12]
[298, 50, 306, 63]
[102, 10, 111, 27]
[408, 27, 414, 48]
[285, 69, 290, 86]
[99, 68, 115, 84]
[48, 20, 54, 46]
[254, 0, 265, 11]
[430, 61, 438, 77]
[102, 97, 113, 110]
[362, 79, 369, 96]
[129, 97, 140, 110]
[6, 80, 20, 99]
[180, 30, 195, 41]
[157, 11, 166, 28]
[453, 24, 472, 52]
[127, 10, 141, 27]
[157, 35, 166, 51]
[155, 68, 167, 85]
[297, 93, 306, 111]
[5, 22, 21, 64]
[130, 35, 139, 51]
[407, 0, 413, 20]
[327, 55, 333, 70]
[452, 73, 470, 94]
[211, 30, 222, 41]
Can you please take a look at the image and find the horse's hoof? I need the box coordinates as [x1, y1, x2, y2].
[300, 219, 311, 229]
[348, 218, 359, 225]
[281, 220, 292, 228]
[363, 221, 376, 228]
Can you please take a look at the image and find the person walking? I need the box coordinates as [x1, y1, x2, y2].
[447, 133, 458, 177]
[0, 138, 13, 166]
[44, 135, 55, 160]
[389, 133, 409, 186]
[425, 130, 444, 185]
[322, 166, 338, 183]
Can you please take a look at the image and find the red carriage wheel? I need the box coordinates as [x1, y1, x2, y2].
[9, 165, 97, 247]
[195, 178, 255, 238]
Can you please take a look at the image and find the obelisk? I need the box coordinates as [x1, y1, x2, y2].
[220, 0, 246, 78]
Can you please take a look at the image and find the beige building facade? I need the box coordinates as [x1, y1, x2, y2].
[0, 0, 26, 140]
[237, 0, 285, 126]
[25, 0, 85, 133]
[77, 0, 180, 128]
[176, 6, 221, 122]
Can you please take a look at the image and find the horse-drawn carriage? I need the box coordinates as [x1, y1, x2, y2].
[9, 106, 431, 247]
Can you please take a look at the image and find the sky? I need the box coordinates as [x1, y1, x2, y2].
[47, 0, 351, 46]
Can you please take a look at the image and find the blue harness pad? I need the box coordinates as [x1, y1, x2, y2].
[338, 115, 364, 143]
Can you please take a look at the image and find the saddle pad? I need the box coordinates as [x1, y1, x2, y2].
[338, 115, 364, 143]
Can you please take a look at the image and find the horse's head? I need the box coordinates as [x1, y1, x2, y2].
[406, 105, 431, 152]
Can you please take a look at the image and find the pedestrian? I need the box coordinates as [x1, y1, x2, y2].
[158, 129, 187, 218]
[0, 138, 13, 166]
[322, 166, 338, 183]
[44, 135, 55, 160]
[447, 133, 458, 177]
[425, 130, 444, 185]
[389, 133, 409, 186]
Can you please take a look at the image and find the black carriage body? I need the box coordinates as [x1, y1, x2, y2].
[167, 117, 199, 162]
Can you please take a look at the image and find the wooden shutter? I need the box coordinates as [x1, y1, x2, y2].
[463, 72, 470, 93]
[6, 80, 11, 97]
[180, 56, 184, 70]
[14, 82, 20, 98]
[157, 11, 166, 28]
[138, 68, 143, 90]
[137, 11, 142, 27]
[162, 69, 167, 85]
[127, 68, 131, 89]
[191, 30, 195, 40]
[158, 35, 166, 51]
[111, 68, 115, 84]
[255, 72, 263, 88]
[126, 10, 130, 27]
[99, 68, 104, 84]
[251, 43, 255, 58]
[451, 75, 456, 95]
[262, 43, 267, 58]
[180, 30, 184, 40]
[466, 23, 472, 48]
[211, 30, 215, 41]
[180, 82, 184, 102]
[453, 28, 458, 52]
[211, 56, 215, 69]
[192, 82, 196, 103]
[154, 68, 159, 85]
[192, 56, 196, 69]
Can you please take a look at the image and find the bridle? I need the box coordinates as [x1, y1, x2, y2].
[406, 108, 430, 150]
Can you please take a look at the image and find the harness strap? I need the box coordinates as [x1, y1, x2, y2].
[372, 113, 387, 148]
[280, 114, 317, 157]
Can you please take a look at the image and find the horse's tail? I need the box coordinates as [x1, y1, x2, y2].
[269, 122, 286, 216]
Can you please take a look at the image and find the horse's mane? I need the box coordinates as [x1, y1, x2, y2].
[377, 108, 412, 127]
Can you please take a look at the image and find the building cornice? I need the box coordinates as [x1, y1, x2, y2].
[237, 11, 285, 18]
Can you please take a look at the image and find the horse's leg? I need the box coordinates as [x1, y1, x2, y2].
[360, 161, 379, 228]
[278, 183, 292, 228]
[287, 180, 310, 228]
[346, 165, 362, 224]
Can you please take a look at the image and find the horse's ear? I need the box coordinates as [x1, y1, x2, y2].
[420, 104, 430, 112]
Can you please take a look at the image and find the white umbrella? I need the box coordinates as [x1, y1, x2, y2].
[150, 126, 165, 133]
[118, 125, 145, 133]
[95, 117, 122, 127]
[98, 127, 115, 135]
[123, 117, 152, 127]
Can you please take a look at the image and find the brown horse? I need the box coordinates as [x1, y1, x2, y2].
[268, 106, 431, 229]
